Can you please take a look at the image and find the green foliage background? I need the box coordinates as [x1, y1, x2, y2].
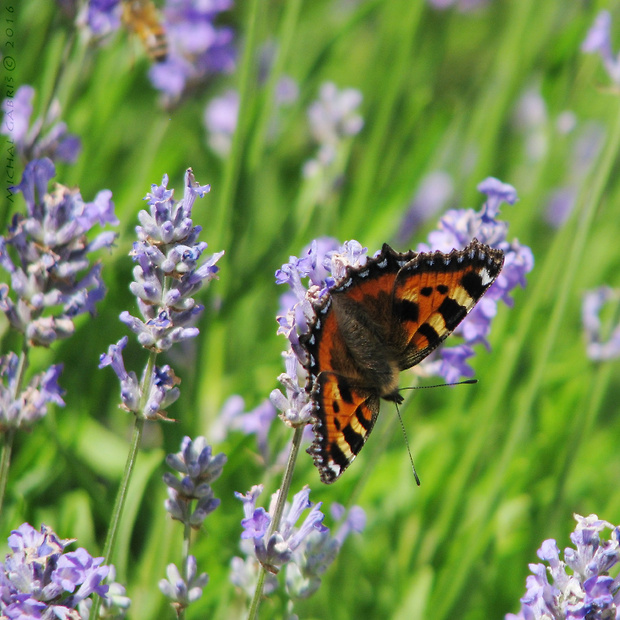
[2, 0, 620, 618]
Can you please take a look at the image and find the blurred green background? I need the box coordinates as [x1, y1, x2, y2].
[2, 1, 620, 618]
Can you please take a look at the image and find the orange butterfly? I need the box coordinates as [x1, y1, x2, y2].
[301, 239, 504, 483]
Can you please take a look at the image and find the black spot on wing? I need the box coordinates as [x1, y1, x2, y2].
[329, 442, 349, 469]
[337, 379, 354, 404]
[395, 299, 419, 323]
[417, 322, 440, 348]
[355, 406, 372, 431]
[343, 424, 364, 455]
[438, 296, 467, 331]
[420, 286, 433, 297]
[461, 270, 485, 300]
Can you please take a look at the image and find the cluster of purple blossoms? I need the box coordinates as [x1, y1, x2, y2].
[1, 85, 81, 165]
[302, 83, 364, 179]
[0, 522, 120, 619]
[272, 239, 367, 426]
[274, 177, 532, 393]
[506, 514, 620, 620]
[0, 158, 118, 347]
[414, 177, 534, 381]
[582, 287, 620, 361]
[85, 0, 236, 101]
[163, 435, 226, 529]
[231, 485, 365, 600]
[99, 169, 223, 420]
[582, 11, 620, 86]
[0, 354, 64, 432]
[159, 436, 225, 611]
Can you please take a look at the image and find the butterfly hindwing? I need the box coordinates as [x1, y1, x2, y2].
[308, 372, 381, 484]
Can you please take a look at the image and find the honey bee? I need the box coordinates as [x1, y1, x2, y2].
[121, 0, 168, 63]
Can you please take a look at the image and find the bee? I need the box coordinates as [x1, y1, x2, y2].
[121, 0, 168, 63]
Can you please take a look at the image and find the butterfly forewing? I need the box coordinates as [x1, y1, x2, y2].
[390, 240, 504, 370]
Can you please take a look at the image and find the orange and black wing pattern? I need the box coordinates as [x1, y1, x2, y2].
[302, 239, 504, 484]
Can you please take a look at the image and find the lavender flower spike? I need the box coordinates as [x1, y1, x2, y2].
[1, 85, 81, 164]
[0, 353, 65, 431]
[163, 435, 226, 529]
[235, 485, 327, 574]
[506, 514, 620, 620]
[0, 158, 117, 347]
[1, 523, 112, 618]
[118, 168, 224, 353]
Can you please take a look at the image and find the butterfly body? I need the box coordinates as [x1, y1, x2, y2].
[302, 239, 504, 484]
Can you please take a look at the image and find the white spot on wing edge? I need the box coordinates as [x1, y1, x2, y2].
[479, 267, 493, 286]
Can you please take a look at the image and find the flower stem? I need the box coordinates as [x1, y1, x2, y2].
[0, 345, 29, 516]
[92, 351, 157, 618]
[247, 424, 305, 620]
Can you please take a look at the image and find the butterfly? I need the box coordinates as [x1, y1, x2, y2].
[301, 238, 505, 484]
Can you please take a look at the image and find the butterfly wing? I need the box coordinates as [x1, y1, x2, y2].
[388, 239, 504, 370]
[307, 372, 381, 484]
[302, 251, 412, 484]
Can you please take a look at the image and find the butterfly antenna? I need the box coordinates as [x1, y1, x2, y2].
[395, 401, 420, 486]
[400, 378, 477, 392]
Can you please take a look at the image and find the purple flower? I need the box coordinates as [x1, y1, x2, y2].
[148, 0, 236, 101]
[416, 177, 533, 380]
[507, 514, 620, 620]
[303, 83, 364, 178]
[116, 169, 223, 353]
[83, 0, 122, 35]
[277, 181, 531, 384]
[0, 353, 66, 431]
[582, 287, 620, 361]
[270, 351, 314, 427]
[100, 170, 221, 421]
[1, 86, 81, 164]
[1, 158, 117, 346]
[1, 523, 110, 616]
[284, 502, 366, 599]
[582, 11, 620, 85]
[159, 555, 208, 609]
[163, 435, 226, 528]
[234, 485, 327, 574]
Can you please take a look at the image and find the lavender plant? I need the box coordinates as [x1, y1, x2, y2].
[506, 514, 620, 619]
[160, 436, 226, 616]
[1, 86, 81, 165]
[95, 169, 223, 616]
[233, 484, 365, 618]
[0, 522, 127, 618]
[0, 157, 117, 510]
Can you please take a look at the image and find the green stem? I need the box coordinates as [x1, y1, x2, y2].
[247, 424, 305, 620]
[92, 351, 157, 618]
[0, 344, 29, 516]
